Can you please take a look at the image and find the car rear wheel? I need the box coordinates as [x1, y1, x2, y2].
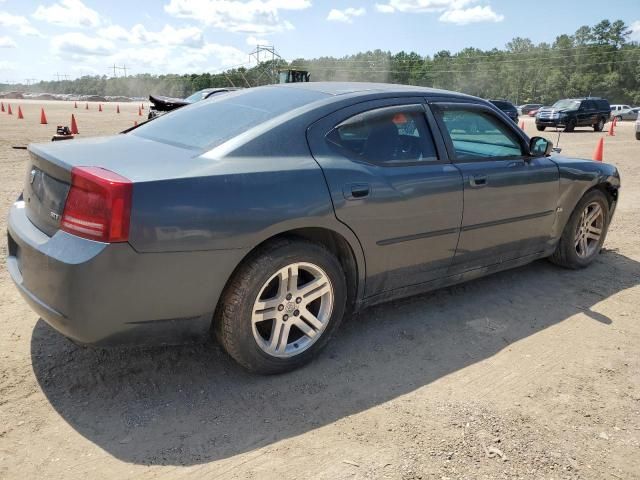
[593, 118, 605, 132]
[536, 125, 546, 131]
[215, 238, 347, 374]
[564, 119, 576, 132]
[549, 190, 610, 269]
[636, 132, 640, 140]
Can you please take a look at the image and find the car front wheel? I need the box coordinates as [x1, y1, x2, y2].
[215, 238, 347, 374]
[549, 190, 610, 269]
[536, 125, 546, 131]
[564, 119, 576, 132]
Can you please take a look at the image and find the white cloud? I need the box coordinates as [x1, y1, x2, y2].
[375, 0, 474, 14]
[0, 35, 16, 47]
[0, 60, 17, 71]
[51, 32, 115, 58]
[374, 0, 503, 24]
[630, 20, 640, 42]
[327, 7, 365, 23]
[0, 11, 42, 36]
[33, 0, 101, 28]
[98, 24, 204, 48]
[104, 42, 249, 74]
[246, 35, 269, 46]
[164, 0, 311, 34]
[439, 5, 503, 24]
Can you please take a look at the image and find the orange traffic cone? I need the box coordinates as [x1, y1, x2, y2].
[17, 106, 24, 119]
[7, 104, 12, 115]
[85, 102, 89, 110]
[519, 120, 525, 131]
[116, 104, 120, 114]
[40, 108, 47, 124]
[70, 114, 79, 134]
[607, 121, 615, 136]
[592, 138, 604, 162]
[612, 117, 618, 127]
[138, 106, 142, 116]
[74, 101, 78, 108]
[1, 102, 4, 112]
[98, 104, 102, 112]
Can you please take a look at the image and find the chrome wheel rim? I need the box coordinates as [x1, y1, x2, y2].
[575, 201, 604, 258]
[251, 262, 334, 358]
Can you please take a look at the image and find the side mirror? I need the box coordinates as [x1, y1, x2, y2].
[529, 136, 553, 157]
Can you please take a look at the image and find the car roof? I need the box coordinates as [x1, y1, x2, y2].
[268, 81, 476, 100]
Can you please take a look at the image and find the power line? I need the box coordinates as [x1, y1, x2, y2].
[289, 58, 640, 75]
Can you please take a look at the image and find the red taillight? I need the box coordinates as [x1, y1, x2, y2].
[61, 166, 132, 242]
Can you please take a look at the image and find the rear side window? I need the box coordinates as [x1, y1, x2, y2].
[438, 108, 523, 160]
[132, 87, 327, 150]
[327, 106, 439, 165]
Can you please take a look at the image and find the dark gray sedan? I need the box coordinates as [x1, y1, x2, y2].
[7, 83, 620, 373]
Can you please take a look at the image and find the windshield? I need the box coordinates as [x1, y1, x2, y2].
[552, 99, 580, 110]
[184, 90, 211, 102]
[491, 101, 514, 110]
[132, 87, 328, 150]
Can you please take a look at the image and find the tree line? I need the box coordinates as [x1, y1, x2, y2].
[2, 19, 639, 105]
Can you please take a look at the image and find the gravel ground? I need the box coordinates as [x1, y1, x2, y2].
[0, 101, 639, 480]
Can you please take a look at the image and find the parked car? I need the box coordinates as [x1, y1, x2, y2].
[612, 107, 639, 121]
[536, 98, 611, 132]
[610, 104, 632, 114]
[519, 103, 543, 115]
[147, 87, 240, 119]
[489, 99, 518, 123]
[7, 83, 620, 374]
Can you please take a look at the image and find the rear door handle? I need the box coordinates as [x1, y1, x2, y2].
[469, 175, 488, 188]
[343, 183, 370, 200]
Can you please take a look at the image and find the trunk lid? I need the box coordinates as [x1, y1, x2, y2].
[24, 133, 198, 237]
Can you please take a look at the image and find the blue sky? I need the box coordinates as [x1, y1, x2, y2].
[0, 0, 639, 82]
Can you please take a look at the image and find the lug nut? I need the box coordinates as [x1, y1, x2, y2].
[286, 293, 292, 300]
[294, 310, 299, 316]
[283, 314, 289, 321]
[295, 297, 302, 304]
[278, 304, 284, 311]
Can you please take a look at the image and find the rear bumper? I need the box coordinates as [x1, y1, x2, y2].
[7, 200, 247, 345]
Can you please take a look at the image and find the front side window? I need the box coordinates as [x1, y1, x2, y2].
[327, 106, 438, 165]
[438, 108, 523, 160]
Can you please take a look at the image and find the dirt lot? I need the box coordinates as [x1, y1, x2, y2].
[0, 100, 639, 480]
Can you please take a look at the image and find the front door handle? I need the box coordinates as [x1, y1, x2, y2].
[469, 175, 488, 188]
[343, 183, 370, 200]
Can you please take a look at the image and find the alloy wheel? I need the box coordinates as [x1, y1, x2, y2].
[251, 262, 334, 358]
[575, 201, 604, 258]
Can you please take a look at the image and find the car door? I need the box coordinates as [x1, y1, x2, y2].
[307, 98, 463, 296]
[578, 100, 597, 126]
[431, 102, 559, 273]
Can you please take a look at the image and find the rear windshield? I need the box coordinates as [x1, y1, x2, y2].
[132, 87, 327, 150]
[491, 101, 515, 110]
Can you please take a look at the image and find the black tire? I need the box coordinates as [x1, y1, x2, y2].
[593, 117, 605, 132]
[564, 119, 576, 132]
[636, 132, 640, 141]
[536, 125, 546, 131]
[549, 189, 610, 269]
[214, 238, 347, 374]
